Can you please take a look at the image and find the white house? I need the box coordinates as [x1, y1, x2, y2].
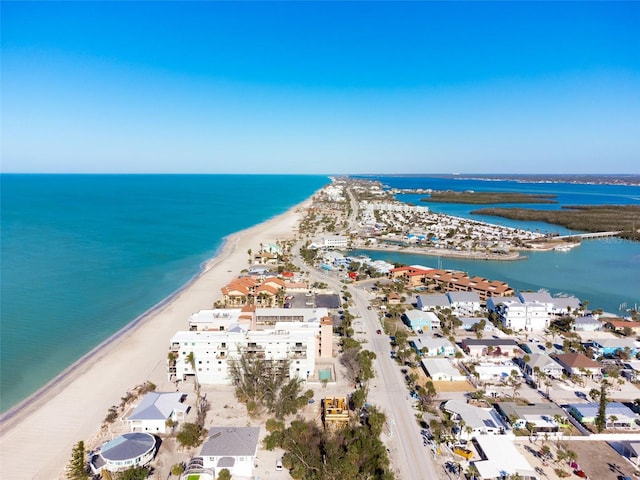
[125, 392, 189, 433]
[488, 298, 550, 332]
[447, 291, 481, 316]
[472, 436, 537, 480]
[90, 433, 157, 474]
[567, 403, 638, 430]
[421, 358, 466, 381]
[321, 235, 348, 249]
[404, 310, 440, 332]
[523, 353, 564, 379]
[443, 400, 507, 439]
[573, 316, 602, 332]
[416, 293, 450, 311]
[413, 335, 456, 357]
[198, 427, 260, 478]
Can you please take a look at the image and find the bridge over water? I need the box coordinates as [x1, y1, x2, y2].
[555, 231, 622, 240]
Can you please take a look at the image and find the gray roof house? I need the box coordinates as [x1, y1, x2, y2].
[523, 353, 564, 379]
[126, 392, 188, 433]
[446, 291, 482, 316]
[416, 294, 450, 311]
[496, 402, 568, 433]
[443, 400, 507, 439]
[572, 315, 602, 332]
[199, 427, 261, 478]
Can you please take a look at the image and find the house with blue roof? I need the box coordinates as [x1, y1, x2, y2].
[567, 402, 638, 430]
[126, 392, 189, 433]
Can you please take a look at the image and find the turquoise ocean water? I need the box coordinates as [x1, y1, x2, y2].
[0, 174, 329, 412]
[351, 175, 640, 316]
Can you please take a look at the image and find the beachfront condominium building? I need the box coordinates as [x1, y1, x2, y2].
[169, 316, 332, 385]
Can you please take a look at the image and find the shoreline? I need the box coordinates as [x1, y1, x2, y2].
[353, 245, 526, 261]
[0, 193, 316, 479]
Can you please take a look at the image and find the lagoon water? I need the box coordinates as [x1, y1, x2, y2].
[352, 175, 640, 317]
[0, 174, 328, 412]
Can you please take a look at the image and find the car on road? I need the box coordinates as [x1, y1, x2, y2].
[284, 302, 291, 308]
[285, 295, 294, 300]
[367, 305, 372, 310]
[376, 329, 382, 334]
[538, 344, 546, 350]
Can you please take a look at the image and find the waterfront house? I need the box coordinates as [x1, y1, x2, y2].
[461, 338, 520, 358]
[197, 427, 260, 478]
[550, 295, 582, 315]
[421, 358, 466, 381]
[567, 402, 638, 430]
[90, 432, 157, 475]
[517, 291, 555, 314]
[572, 316, 602, 332]
[442, 400, 507, 438]
[125, 392, 188, 434]
[413, 334, 456, 357]
[604, 319, 640, 336]
[553, 352, 601, 377]
[522, 353, 564, 379]
[404, 309, 440, 332]
[588, 337, 639, 357]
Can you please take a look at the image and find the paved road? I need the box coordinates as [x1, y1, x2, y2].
[292, 248, 442, 479]
[350, 285, 441, 480]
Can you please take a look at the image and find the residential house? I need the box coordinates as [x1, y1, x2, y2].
[404, 310, 440, 332]
[387, 292, 402, 305]
[588, 337, 639, 357]
[567, 402, 638, 430]
[487, 297, 550, 332]
[447, 291, 482, 316]
[413, 335, 456, 357]
[553, 353, 601, 377]
[471, 436, 537, 480]
[197, 427, 260, 478]
[416, 293, 450, 311]
[522, 353, 564, 379]
[550, 295, 582, 316]
[496, 402, 568, 434]
[459, 317, 494, 333]
[474, 363, 522, 382]
[461, 338, 520, 358]
[572, 316, 602, 332]
[604, 319, 640, 336]
[125, 392, 188, 434]
[90, 433, 157, 475]
[442, 400, 507, 439]
[421, 358, 467, 381]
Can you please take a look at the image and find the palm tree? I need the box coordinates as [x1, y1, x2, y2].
[608, 414, 618, 432]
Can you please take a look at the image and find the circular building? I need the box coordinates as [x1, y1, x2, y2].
[91, 432, 157, 473]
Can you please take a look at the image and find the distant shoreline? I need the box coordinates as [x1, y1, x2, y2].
[352, 245, 526, 261]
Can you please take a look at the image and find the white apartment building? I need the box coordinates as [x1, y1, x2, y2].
[321, 235, 349, 249]
[489, 298, 550, 332]
[169, 321, 326, 385]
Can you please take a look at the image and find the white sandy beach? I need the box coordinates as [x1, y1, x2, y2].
[0, 197, 312, 480]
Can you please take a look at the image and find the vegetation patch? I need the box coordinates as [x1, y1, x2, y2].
[472, 204, 640, 240]
[421, 191, 557, 204]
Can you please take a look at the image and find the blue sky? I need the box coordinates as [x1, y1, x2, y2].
[2, 1, 639, 174]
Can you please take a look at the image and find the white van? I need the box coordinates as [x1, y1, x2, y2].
[275, 458, 283, 471]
